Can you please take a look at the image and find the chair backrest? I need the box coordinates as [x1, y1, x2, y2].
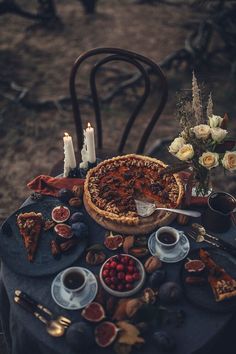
[70, 47, 168, 154]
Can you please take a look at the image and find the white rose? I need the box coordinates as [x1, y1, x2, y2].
[176, 144, 194, 161]
[222, 151, 236, 172]
[208, 114, 223, 128]
[199, 152, 219, 170]
[169, 137, 185, 154]
[211, 127, 228, 142]
[192, 124, 211, 139]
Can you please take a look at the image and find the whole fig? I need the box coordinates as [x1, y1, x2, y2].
[58, 188, 74, 203]
[69, 212, 84, 225]
[159, 282, 182, 304]
[152, 331, 176, 352]
[148, 269, 166, 289]
[72, 222, 88, 238]
[66, 322, 94, 351]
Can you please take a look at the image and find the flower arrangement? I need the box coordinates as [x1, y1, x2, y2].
[169, 72, 236, 196]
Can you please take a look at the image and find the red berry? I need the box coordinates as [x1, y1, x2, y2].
[110, 261, 117, 269]
[125, 283, 133, 290]
[125, 274, 134, 283]
[104, 264, 110, 270]
[128, 259, 135, 266]
[102, 270, 110, 277]
[109, 269, 116, 277]
[117, 284, 124, 291]
[117, 272, 125, 280]
[105, 277, 112, 285]
[121, 256, 129, 264]
[111, 277, 118, 284]
[127, 266, 135, 274]
[116, 264, 125, 272]
[133, 272, 140, 281]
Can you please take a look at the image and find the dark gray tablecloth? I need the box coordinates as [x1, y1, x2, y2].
[0, 197, 236, 354]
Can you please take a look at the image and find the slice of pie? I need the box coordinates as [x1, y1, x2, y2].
[17, 212, 43, 262]
[199, 249, 236, 302]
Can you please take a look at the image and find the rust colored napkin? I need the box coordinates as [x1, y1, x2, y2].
[27, 175, 84, 197]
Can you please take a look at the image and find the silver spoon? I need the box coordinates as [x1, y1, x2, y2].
[134, 199, 201, 218]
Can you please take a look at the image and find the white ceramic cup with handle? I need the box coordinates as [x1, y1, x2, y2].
[155, 226, 180, 252]
[61, 267, 87, 300]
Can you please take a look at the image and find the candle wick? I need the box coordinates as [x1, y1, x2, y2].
[87, 122, 91, 128]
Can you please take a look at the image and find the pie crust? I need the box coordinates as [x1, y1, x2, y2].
[200, 249, 236, 302]
[17, 212, 43, 262]
[84, 154, 184, 234]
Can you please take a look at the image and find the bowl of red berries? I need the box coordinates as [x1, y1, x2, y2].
[99, 254, 146, 297]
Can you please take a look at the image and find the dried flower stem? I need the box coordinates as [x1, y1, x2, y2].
[192, 71, 203, 123]
[207, 92, 213, 118]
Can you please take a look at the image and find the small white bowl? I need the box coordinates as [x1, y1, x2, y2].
[99, 254, 146, 298]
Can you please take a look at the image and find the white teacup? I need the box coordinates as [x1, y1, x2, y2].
[61, 267, 86, 300]
[155, 226, 180, 252]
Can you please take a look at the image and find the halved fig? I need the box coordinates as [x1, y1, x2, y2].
[95, 321, 119, 347]
[81, 302, 105, 323]
[54, 223, 72, 238]
[51, 205, 70, 223]
[104, 231, 123, 251]
[184, 259, 205, 273]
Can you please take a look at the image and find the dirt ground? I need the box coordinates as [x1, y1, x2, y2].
[0, 0, 235, 221]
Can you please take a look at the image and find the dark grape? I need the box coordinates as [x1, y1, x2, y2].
[152, 331, 176, 351]
[58, 189, 74, 203]
[66, 322, 94, 351]
[159, 282, 182, 304]
[72, 222, 88, 238]
[148, 269, 166, 289]
[69, 212, 84, 225]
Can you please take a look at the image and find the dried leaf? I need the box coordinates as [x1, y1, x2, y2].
[86, 243, 105, 252]
[112, 299, 129, 321]
[221, 113, 229, 129]
[114, 342, 132, 354]
[85, 250, 106, 265]
[117, 321, 145, 346]
[125, 299, 143, 318]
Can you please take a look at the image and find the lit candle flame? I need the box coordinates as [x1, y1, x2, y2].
[64, 132, 69, 137]
[87, 122, 91, 128]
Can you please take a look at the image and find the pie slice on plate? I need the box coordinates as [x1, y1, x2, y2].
[200, 249, 236, 302]
[17, 212, 43, 262]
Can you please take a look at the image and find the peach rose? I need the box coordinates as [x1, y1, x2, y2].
[192, 124, 211, 140]
[199, 152, 219, 170]
[211, 127, 228, 143]
[222, 151, 236, 172]
[169, 137, 185, 154]
[176, 144, 194, 161]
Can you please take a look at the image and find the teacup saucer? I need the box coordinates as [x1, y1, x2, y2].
[51, 267, 98, 310]
[148, 231, 190, 263]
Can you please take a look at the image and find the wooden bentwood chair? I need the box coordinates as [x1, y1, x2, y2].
[50, 47, 168, 176]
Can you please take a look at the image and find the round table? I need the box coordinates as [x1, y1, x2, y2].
[0, 196, 236, 354]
